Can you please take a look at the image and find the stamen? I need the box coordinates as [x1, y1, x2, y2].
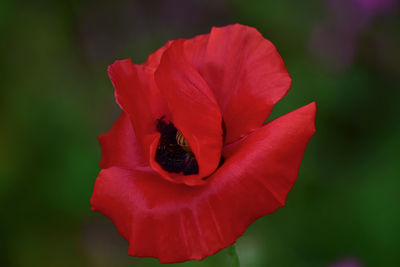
[176, 131, 191, 152]
[155, 119, 199, 175]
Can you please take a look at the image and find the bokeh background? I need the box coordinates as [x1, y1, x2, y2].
[1, 0, 399, 266]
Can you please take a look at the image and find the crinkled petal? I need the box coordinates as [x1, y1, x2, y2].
[108, 43, 170, 163]
[184, 24, 292, 144]
[90, 102, 316, 263]
[154, 39, 223, 183]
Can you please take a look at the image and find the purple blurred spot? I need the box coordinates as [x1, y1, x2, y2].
[310, 24, 358, 70]
[356, 0, 398, 16]
[329, 258, 363, 267]
[310, 0, 398, 70]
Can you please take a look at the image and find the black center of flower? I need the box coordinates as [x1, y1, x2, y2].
[155, 119, 199, 175]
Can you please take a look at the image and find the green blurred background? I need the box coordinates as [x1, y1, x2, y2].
[1, 0, 399, 266]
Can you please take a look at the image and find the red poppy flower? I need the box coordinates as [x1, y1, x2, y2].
[90, 24, 316, 263]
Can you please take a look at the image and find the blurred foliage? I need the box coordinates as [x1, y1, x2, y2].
[0, 0, 399, 266]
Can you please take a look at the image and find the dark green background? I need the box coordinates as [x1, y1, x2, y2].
[1, 0, 399, 266]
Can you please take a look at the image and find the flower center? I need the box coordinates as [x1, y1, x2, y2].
[155, 119, 199, 175]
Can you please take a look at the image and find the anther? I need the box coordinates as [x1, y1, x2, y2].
[176, 131, 192, 153]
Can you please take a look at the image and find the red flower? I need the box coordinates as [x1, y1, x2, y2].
[90, 24, 316, 263]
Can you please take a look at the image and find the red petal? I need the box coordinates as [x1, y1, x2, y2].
[184, 24, 292, 144]
[154, 39, 223, 182]
[145, 40, 173, 69]
[99, 111, 147, 169]
[90, 102, 316, 263]
[221, 102, 316, 205]
[108, 44, 170, 163]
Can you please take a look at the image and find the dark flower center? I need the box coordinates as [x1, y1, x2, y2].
[155, 119, 226, 177]
[155, 119, 199, 175]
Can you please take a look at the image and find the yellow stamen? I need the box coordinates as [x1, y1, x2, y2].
[176, 131, 191, 153]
